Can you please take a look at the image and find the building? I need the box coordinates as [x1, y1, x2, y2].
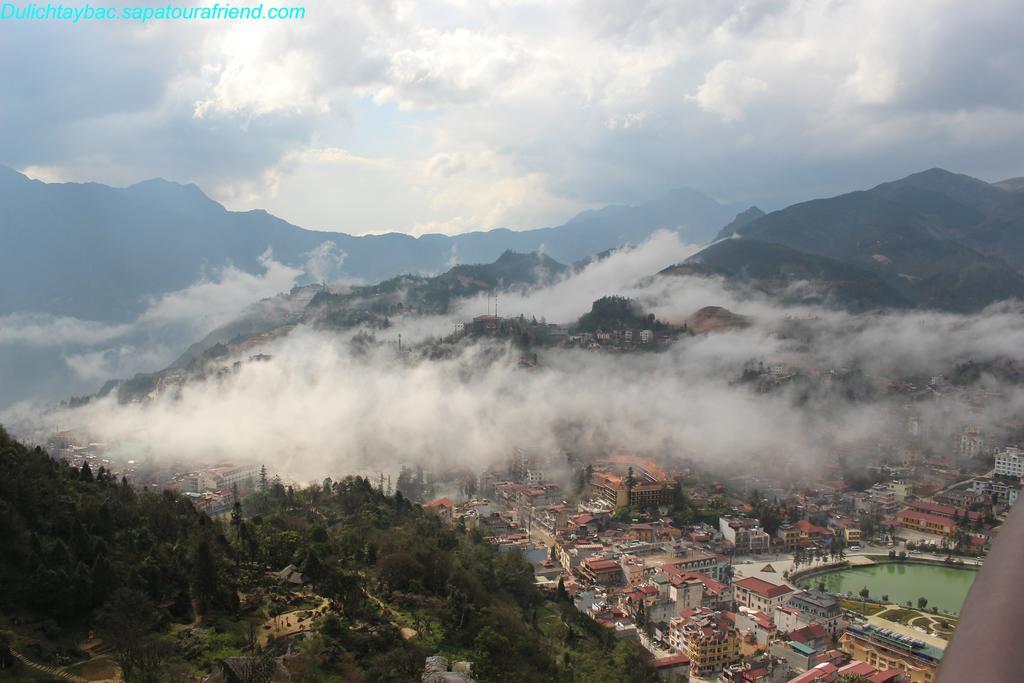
[199, 463, 261, 493]
[785, 590, 841, 636]
[994, 446, 1024, 479]
[887, 481, 911, 503]
[650, 654, 690, 682]
[958, 426, 986, 459]
[720, 517, 771, 553]
[667, 548, 718, 576]
[905, 500, 982, 524]
[831, 519, 861, 545]
[793, 519, 834, 545]
[579, 556, 624, 586]
[733, 577, 794, 613]
[424, 497, 454, 525]
[640, 329, 654, 344]
[776, 524, 802, 552]
[839, 625, 942, 683]
[589, 457, 677, 510]
[893, 509, 956, 536]
[734, 608, 777, 648]
[971, 477, 1016, 505]
[668, 608, 741, 677]
[472, 314, 502, 333]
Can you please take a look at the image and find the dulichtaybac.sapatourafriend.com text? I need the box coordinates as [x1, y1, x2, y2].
[1, 2, 306, 23]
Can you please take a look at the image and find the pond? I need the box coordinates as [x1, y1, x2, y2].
[799, 562, 978, 615]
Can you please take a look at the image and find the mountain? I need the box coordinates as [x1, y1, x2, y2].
[668, 239, 910, 311]
[685, 306, 752, 334]
[0, 167, 739, 323]
[109, 251, 570, 396]
[994, 177, 1024, 192]
[713, 169, 1024, 311]
[716, 206, 766, 237]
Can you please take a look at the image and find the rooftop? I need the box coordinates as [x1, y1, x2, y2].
[734, 576, 794, 599]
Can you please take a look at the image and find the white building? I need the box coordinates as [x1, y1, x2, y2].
[732, 577, 793, 613]
[640, 329, 653, 343]
[995, 446, 1024, 478]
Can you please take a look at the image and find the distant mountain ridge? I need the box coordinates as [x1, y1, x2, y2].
[666, 239, 911, 311]
[0, 167, 741, 323]
[707, 168, 1024, 311]
[169, 250, 568, 370]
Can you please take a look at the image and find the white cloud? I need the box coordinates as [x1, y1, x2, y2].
[690, 60, 768, 122]
[4, 0, 1024, 231]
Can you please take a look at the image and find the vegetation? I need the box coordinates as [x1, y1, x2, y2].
[0, 427, 653, 681]
[575, 296, 664, 333]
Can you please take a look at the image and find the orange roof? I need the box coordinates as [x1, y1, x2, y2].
[651, 654, 690, 669]
[424, 497, 453, 509]
[734, 576, 793, 599]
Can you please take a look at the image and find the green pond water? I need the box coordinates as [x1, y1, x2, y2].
[799, 563, 978, 615]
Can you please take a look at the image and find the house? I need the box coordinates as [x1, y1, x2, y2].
[734, 609, 777, 648]
[424, 497, 454, 525]
[785, 590, 842, 636]
[720, 516, 771, 553]
[794, 519, 834, 544]
[275, 564, 310, 587]
[650, 654, 690, 682]
[776, 524, 802, 551]
[579, 556, 624, 586]
[788, 623, 830, 652]
[733, 577, 794, 613]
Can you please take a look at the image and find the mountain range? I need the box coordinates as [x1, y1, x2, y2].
[706, 168, 1024, 312]
[5, 164, 1024, 409]
[0, 166, 742, 323]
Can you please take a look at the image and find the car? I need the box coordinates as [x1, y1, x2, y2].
[849, 545, 861, 551]
[911, 549, 920, 554]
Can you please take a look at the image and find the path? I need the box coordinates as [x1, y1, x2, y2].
[258, 595, 329, 648]
[10, 648, 88, 683]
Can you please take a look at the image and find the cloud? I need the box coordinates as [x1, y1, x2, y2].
[0, 253, 305, 408]
[137, 250, 302, 333]
[690, 61, 768, 122]
[15, 230, 1024, 484]
[304, 241, 349, 284]
[4, 1, 1022, 234]
[0, 315, 133, 347]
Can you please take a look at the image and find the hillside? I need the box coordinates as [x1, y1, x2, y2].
[575, 296, 664, 333]
[0, 428, 653, 682]
[994, 177, 1024, 192]
[672, 239, 910, 311]
[0, 167, 738, 323]
[714, 169, 1024, 311]
[685, 306, 752, 335]
[101, 251, 570, 398]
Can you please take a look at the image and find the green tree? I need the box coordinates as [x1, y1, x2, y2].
[97, 588, 161, 682]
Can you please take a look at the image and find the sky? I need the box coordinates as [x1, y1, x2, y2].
[3, 0, 1024, 236]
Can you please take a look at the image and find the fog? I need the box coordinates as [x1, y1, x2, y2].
[9, 232, 1024, 484]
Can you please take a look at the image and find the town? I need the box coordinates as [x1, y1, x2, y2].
[44, 402, 1017, 683]
[406, 432, 1010, 683]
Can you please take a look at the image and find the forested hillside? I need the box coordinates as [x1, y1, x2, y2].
[0, 428, 652, 682]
